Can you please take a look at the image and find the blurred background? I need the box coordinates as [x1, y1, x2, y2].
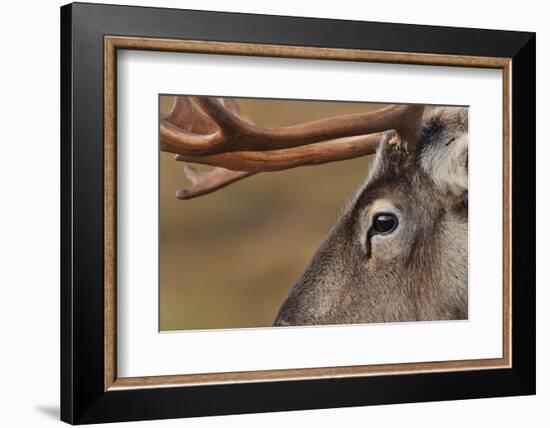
[159, 96, 389, 331]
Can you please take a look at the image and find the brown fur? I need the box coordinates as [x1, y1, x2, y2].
[274, 107, 468, 326]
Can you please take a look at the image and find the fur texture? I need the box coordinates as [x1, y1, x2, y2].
[274, 107, 469, 326]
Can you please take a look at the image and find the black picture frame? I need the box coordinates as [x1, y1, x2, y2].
[61, 2, 535, 424]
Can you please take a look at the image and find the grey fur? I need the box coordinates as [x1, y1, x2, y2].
[273, 107, 469, 326]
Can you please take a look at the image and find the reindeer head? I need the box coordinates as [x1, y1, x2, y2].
[275, 108, 468, 325]
[161, 98, 468, 326]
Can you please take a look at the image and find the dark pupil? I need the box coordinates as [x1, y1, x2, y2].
[373, 213, 397, 234]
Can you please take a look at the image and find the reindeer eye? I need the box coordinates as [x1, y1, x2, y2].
[372, 213, 398, 234]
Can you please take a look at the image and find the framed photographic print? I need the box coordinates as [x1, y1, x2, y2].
[60, 2, 536, 424]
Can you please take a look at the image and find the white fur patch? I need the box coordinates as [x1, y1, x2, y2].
[421, 122, 468, 197]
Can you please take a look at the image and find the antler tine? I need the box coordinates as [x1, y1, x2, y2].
[161, 97, 256, 155]
[162, 96, 218, 134]
[176, 166, 254, 200]
[160, 97, 223, 155]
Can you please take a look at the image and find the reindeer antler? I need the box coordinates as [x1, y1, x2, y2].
[175, 166, 254, 200]
[161, 97, 425, 199]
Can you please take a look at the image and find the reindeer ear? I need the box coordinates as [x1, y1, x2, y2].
[420, 108, 468, 202]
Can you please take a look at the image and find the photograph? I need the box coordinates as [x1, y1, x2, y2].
[56, 3, 536, 423]
[159, 96, 469, 331]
